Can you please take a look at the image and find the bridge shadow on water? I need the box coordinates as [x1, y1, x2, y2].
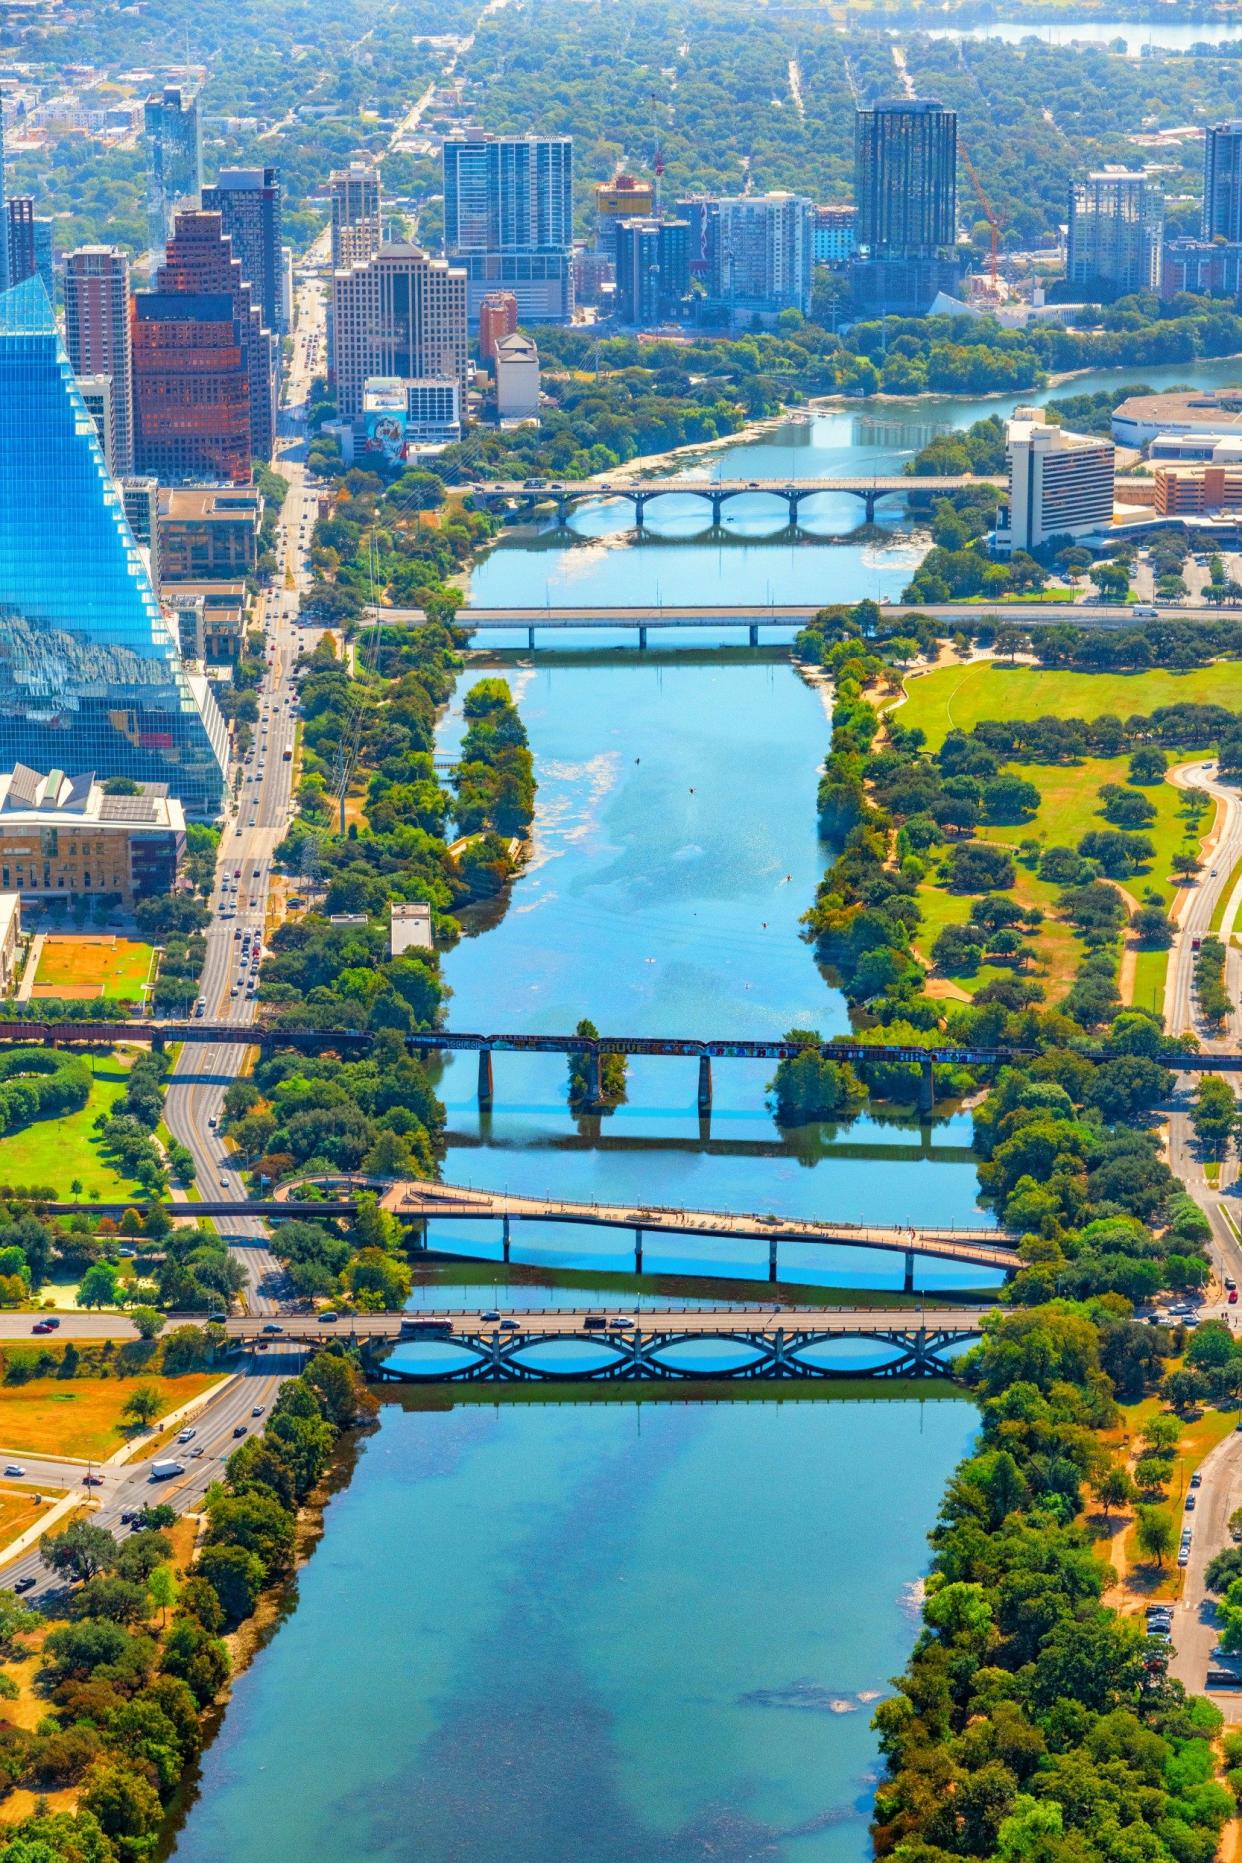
[445, 1124, 977, 1167]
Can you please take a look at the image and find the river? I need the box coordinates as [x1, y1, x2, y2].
[170, 352, 1238, 1861]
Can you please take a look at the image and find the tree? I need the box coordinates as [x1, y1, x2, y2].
[40, 1520, 117, 1582]
[68, 1575, 148, 1625]
[128, 1306, 165, 1342]
[1192, 1075, 1237, 1154]
[1136, 1506, 1174, 1568]
[147, 1564, 176, 1628]
[80, 1761, 164, 1849]
[76, 1263, 118, 1310]
[196, 1543, 265, 1628]
[1093, 1466, 1135, 1518]
[121, 1384, 164, 1430]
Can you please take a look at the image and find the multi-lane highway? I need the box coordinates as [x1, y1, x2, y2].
[162, 276, 328, 1318]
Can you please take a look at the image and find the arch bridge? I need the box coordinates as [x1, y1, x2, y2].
[462, 474, 996, 530]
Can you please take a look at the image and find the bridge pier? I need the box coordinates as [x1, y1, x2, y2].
[863, 492, 878, 523]
[586, 1049, 602, 1111]
[638, 624, 648, 649]
[747, 624, 759, 648]
[478, 1048, 494, 1110]
[917, 1058, 935, 1119]
[904, 1249, 915, 1295]
[634, 496, 646, 530]
[769, 1235, 778, 1283]
[697, 1053, 713, 1114]
[710, 492, 725, 525]
[502, 1214, 511, 1264]
[554, 497, 570, 527]
[786, 493, 799, 526]
[527, 626, 536, 651]
[634, 1227, 643, 1273]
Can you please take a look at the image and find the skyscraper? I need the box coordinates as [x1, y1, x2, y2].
[613, 218, 690, 325]
[4, 198, 51, 300]
[1204, 124, 1242, 244]
[139, 207, 275, 468]
[0, 276, 226, 815]
[202, 166, 283, 333]
[478, 290, 517, 362]
[442, 132, 573, 321]
[1067, 172, 1163, 296]
[63, 246, 134, 477]
[854, 100, 957, 261]
[144, 84, 202, 260]
[0, 85, 8, 295]
[717, 194, 812, 317]
[329, 162, 382, 269]
[331, 242, 467, 418]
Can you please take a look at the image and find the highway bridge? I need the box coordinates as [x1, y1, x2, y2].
[219, 1306, 992, 1383]
[362, 601, 1220, 649]
[459, 474, 1001, 528]
[7, 1021, 1236, 1118]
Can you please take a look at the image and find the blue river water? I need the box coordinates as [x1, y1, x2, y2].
[171, 1394, 975, 1863]
[170, 354, 1242, 1860]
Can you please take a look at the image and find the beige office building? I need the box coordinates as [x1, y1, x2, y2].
[331, 242, 468, 419]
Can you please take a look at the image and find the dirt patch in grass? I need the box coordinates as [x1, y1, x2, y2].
[30, 935, 156, 1005]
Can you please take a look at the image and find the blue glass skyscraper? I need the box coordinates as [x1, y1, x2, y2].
[0, 275, 228, 816]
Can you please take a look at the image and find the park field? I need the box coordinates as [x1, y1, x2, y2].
[0, 1371, 221, 1462]
[900, 660, 1242, 752]
[0, 1049, 143, 1200]
[30, 934, 156, 1005]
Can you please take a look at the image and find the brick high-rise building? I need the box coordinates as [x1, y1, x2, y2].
[145, 208, 275, 463]
[64, 246, 134, 476]
[132, 211, 272, 484]
[331, 241, 467, 419]
[201, 166, 283, 333]
[478, 290, 517, 361]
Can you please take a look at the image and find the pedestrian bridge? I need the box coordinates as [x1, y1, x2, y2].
[377, 1178, 1019, 1286]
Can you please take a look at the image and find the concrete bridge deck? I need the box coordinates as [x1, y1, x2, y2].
[460, 473, 1000, 528]
[379, 1178, 1018, 1283]
[223, 1306, 993, 1382]
[363, 601, 1221, 646]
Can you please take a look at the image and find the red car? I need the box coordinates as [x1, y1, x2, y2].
[1230, 1290, 1238, 1305]
[31, 1321, 53, 1334]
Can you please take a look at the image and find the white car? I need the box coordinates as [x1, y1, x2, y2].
[4, 1464, 24, 1478]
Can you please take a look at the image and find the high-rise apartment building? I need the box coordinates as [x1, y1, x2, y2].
[613, 218, 690, 324]
[5, 198, 50, 298]
[595, 173, 654, 261]
[202, 167, 283, 333]
[1204, 123, 1242, 244]
[717, 194, 812, 317]
[331, 242, 468, 419]
[0, 275, 226, 815]
[145, 84, 202, 260]
[64, 246, 134, 477]
[329, 161, 382, 269]
[813, 204, 857, 265]
[443, 132, 573, 321]
[855, 100, 958, 260]
[995, 407, 1115, 554]
[478, 290, 517, 361]
[137, 208, 275, 469]
[1067, 172, 1163, 296]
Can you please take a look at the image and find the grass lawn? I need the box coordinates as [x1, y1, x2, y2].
[1130, 947, 1168, 1018]
[917, 857, 1085, 1004]
[31, 935, 156, 1005]
[0, 1372, 221, 1461]
[900, 660, 1242, 753]
[1102, 1398, 1239, 1604]
[1211, 851, 1242, 933]
[0, 1049, 143, 1199]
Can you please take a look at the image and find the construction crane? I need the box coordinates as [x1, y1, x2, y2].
[957, 136, 1001, 294]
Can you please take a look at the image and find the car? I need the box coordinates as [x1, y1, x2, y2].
[583, 1315, 608, 1331]
[1231, 1290, 1239, 1305]
[83, 1473, 103, 1487]
[262, 1322, 284, 1335]
[31, 1321, 52, 1334]
[233, 1424, 247, 1438]
[1191, 1471, 1202, 1489]
[1186, 1495, 1197, 1510]
[3, 1465, 24, 1478]
[320, 1311, 339, 1323]
[499, 1318, 520, 1331]
[178, 1428, 196, 1443]
[44, 1318, 60, 1330]
[207, 1311, 228, 1325]
[230, 984, 240, 997]
[252, 1404, 265, 1417]
[1179, 1550, 1190, 1567]
[219, 1175, 229, 1188]
[233, 927, 243, 940]
[609, 1316, 634, 1331]
[190, 1446, 205, 1459]
[481, 1310, 501, 1323]
[120, 1510, 135, 1525]
[13, 1576, 35, 1593]
[1228, 1279, 1238, 1292]
[208, 1115, 218, 1130]
[1183, 1315, 1201, 1328]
